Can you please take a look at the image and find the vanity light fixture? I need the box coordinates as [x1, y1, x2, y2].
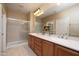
[34, 8, 44, 16]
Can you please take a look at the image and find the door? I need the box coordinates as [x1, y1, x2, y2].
[0, 4, 3, 55]
[0, 4, 7, 54]
[56, 16, 69, 35]
[2, 7, 7, 51]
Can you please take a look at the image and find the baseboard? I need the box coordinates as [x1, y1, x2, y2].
[7, 40, 28, 49]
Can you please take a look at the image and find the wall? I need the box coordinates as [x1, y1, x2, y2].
[35, 18, 42, 33]
[7, 9, 27, 20]
[29, 12, 36, 33]
[27, 12, 30, 21]
[41, 4, 79, 37]
[24, 12, 42, 33]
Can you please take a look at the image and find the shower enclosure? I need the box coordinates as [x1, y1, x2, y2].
[6, 18, 30, 48]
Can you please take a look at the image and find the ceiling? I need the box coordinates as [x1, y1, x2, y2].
[6, 3, 52, 13]
[39, 3, 78, 18]
[5, 3, 78, 19]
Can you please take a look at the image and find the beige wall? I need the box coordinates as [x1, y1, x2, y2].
[27, 12, 30, 21]
[27, 12, 42, 33]
[7, 9, 27, 20]
[29, 12, 36, 33]
[42, 5, 79, 37]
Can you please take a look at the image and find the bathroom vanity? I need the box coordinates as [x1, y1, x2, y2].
[28, 33, 79, 56]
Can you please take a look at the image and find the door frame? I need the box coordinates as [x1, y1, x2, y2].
[2, 5, 7, 52]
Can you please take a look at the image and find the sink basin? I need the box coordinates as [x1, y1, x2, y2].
[68, 37, 79, 41]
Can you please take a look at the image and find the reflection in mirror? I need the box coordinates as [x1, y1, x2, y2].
[41, 4, 79, 38]
[69, 17, 79, 37]
[69, 5, 79, 37]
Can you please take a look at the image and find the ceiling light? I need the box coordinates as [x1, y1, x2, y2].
[34, 9, 40, 15]
[34, 8, 44, 16]
[36, 10, 44, 16]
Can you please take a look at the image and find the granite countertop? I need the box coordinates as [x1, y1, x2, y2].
[29, 33, 79, 52]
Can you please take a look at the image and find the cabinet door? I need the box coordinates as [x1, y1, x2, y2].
[55, 45, 79, 56]
[28, 35, 31, 47]
[34, 37, 42, 56]
[43, 40, 54, 56]
[31, 36, 35, 50]
[28, 35, 35, 50]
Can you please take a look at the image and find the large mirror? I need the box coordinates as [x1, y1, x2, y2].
[40, 4, 79, 37]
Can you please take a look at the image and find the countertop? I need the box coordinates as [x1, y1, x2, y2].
[29, 33, 79, 52]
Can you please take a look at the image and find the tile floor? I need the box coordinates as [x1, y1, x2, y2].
[2, 44, 36, 56]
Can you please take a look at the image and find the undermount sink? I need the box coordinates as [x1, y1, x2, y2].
[68, 37, 79, 41]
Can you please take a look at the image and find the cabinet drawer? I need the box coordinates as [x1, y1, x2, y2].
[34, 41, 42, 46]
[43, 40, 53, 46]
[55, 45, 79, 56]
[34, 38, 42, 43]
[34, 47, 42, 56]
[35, 44, 42, 51]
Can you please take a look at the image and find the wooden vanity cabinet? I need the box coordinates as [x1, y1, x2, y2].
[55, 44, 79, 56]
[29, 35, 79, 56]
[42, 40, 55, 56]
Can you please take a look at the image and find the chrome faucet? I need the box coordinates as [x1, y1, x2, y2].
[58, 33, 68, 39]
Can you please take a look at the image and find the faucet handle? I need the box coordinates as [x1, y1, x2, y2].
[64, 33, 68, 39]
